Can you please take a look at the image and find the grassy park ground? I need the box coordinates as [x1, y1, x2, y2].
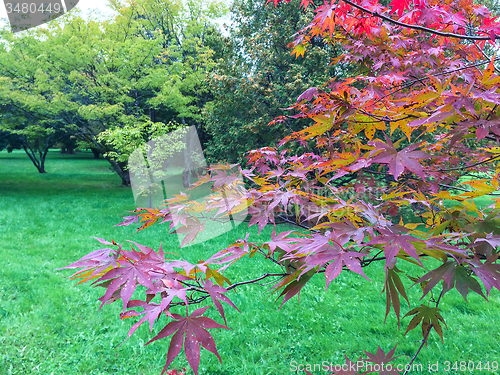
[1, 150, 499, 375]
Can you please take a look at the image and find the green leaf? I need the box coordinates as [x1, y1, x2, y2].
[404, 305, 447, 344]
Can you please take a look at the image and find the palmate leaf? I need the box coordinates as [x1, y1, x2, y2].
[202, 279, 240, 325]
[57, 238, 121, 283]
[383, 266, 410, 328]
[295, 232, 370, 288]
[388, 0, 411, 17]
[364, 345, 401, 375]
[114, 215, 139, 227]
[146, 306, 229, 375]
[453, 266, 487, 301]
[264, 229, 297, 257]
[120, 300, 166, 339]
[369, 136, 430, 181]
[414, 260, 456, 299]
[272, 268, 316, 308]
[404, 305, 447, 344]
[368, 228, 424, 268]
[351, 115, 386, 140]
[415, 260, 487, 302]
[467, 252, 500, 295]
[323, 251, 370, 288]
[93, 250, 156, 312]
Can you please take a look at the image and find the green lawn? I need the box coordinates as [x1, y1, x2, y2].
[1, 150, 499, 375]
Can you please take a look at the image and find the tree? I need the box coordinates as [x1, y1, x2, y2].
[63, 0, 500, 374]
[203, 0, 340, 164]
[0, 32, 73, 173]
[0, 0, 226, 182]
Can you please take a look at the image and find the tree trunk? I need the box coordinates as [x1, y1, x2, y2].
[105, 156, 131, 186]
[61, 146, 75, 154]
[90, 148, 101, 159]
[21, 136, 48, 173]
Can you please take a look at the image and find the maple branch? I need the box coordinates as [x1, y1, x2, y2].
[258, 247, 285, 267]
[486, 104, 498, 122]
[403, 328, 431, 375]
[226, 273, 289, 291]
[276, 213, 318, 232]
[340, 0, 500, 41]
[438, 183, 470, 192]
[360, 250, 384, 267]
[430, 154, 500, 172]
[170, 273, 289, 306]
[368, 58, 500, 109]
[367, 155, 500, 184]
[475, 47, 500, 75]
[438, 183, 500, 196]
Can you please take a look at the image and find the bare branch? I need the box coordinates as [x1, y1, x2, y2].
[341, 0, 499, 41]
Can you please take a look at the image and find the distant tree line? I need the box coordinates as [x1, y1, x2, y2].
[0, 0, 341, 185]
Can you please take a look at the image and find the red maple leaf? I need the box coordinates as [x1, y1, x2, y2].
[368, 228, 424, 268]
[369, 137, 430, 181]
[121, 300, 167, 339]
[114, 215, 139, 227]
[416, 261, 487, 301]
[94, 254, 155, 312]
[59, 245, 121, 282]
[364, 345, 401, 375]
[297, 87, 318, 103]
[294, 232, 370, 288]
[389, 0, 412, 17]
[264, 229, 297, 256]
[202, 279, 240, 325]
[468, 253, 500, 295]
[175, 218, 205, 247]
[146, 306, 229, 375]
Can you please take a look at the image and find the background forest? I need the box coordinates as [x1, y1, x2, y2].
[0, 0, 339, 180]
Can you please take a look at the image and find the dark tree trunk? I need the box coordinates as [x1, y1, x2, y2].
[21, 135, 49, 173]
[105, 156, 131, 186]
[61, 146, 75, 154]
[182, 169, 190, 188]
[90, 148, 100, 159]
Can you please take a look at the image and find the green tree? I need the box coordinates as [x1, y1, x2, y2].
[0, 39, 71, 173]
[0, 0, 227, 183]
[203, 0, 341, 163]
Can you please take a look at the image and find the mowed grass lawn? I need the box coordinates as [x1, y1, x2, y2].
[1, 150, 499, 375]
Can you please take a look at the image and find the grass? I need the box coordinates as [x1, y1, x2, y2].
[0, 149, 499, 375]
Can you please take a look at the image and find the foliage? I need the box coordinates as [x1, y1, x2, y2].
[0, 130, 22, 153]
[0, 0, 226, 182]
[203, 0, 340, 164]
[65, 0, 500, 374]
[96, 121, 184, 164]
[0, 34, 71, 172]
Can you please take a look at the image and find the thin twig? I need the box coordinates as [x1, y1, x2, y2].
[226, 273, 289, 291]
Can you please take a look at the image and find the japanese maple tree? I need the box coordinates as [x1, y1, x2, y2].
[62, 0, 500, 373]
